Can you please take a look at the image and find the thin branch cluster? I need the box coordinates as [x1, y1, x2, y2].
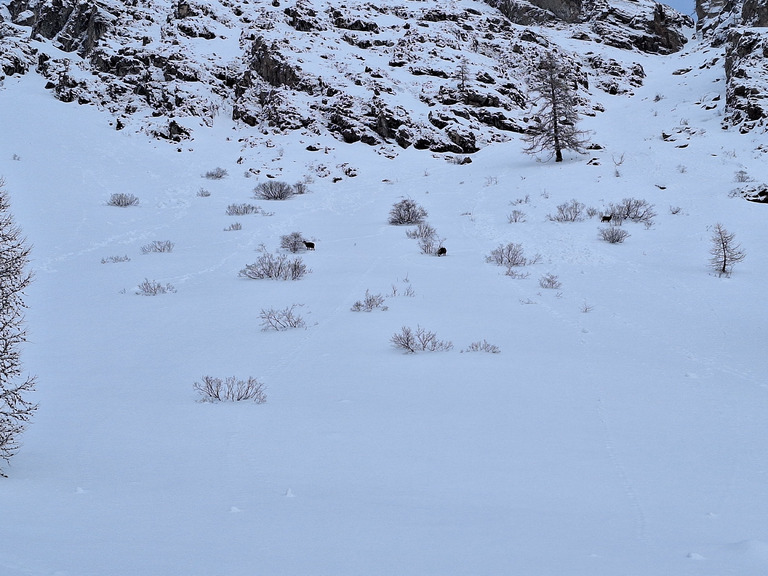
[193, 376, 267, 403]
[239, 249, 310, 281]
[0, 180, 37, 475]
[391, 326, 453, 353]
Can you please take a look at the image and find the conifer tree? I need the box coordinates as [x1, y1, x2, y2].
[0, 178, 37, 476]
[523, 52, 589, 162]
[709, 223, 746, 277]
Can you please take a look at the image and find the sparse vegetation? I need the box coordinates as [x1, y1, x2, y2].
[226, 203, 262, 216]
[280, 232, 309, 253]
[135, 279, 176, 295]
[194, 376, 266, 403]
[539, 273, 562, 289]
[606, 197, 656, 226]
[239, 249, 310, 281]
[508, 210, 526, 223]
[548, 199, 586, 222]
[107, 193, 139, 207]
[254, 180, 294, 200]
[486, 242, 540, 268]
[462, 340, 501, 354]
[391, 326, 453, 353]
[141, 240, 174, 254]
[351, 290, 387, 312]
[224, 222, 242, 231]
[197, 188, 211, 197]
[101, 255, 131, 263]
[599, 227, 630, 243]
[203, 167, 228, 180]
[259, 305, 306, 331]
[389, 198, 428, 225]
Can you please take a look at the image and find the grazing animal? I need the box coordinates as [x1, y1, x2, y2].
[600, 214, 613, 223]
[437, 246, 447, 257]
[303, 241, 315, 251]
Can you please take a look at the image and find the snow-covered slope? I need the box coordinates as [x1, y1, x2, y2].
[1, 2, 767, 576]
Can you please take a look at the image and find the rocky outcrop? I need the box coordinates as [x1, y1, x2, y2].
[724, 27, 768, 131]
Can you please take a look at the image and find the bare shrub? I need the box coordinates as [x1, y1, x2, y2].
[599, 227, 630, 243]
[136, 279, 176, 295]
[669, 205, 682, 215]
[389, 198, 428, 225]
[539, 273, 562, 289]
[391, 326, 453, 353]
[462, 340, 501, 353]
[510, 195, 530, 205]
[197, 188, 211, 197]
[101, 255, 131, 263]
[226, 203, 261, 216]
[709, 223, 746, 277]
[259, 305, 305, 331]
[586, 206, 599, 219]
[508, 210, 526, 223]
[405, 222, 437, 240]
[141, 240, 174, 254]
[505, 269, 530, 279]
[204, 167, 228, 180]
[280, 232, 308, 253]
[548, 199, 585, 222]
[194, 376, 266, 403]
[607, 197, 656, 225]
[734, 169, 752, 183]
[486, 242, 540, 267]
[107, 193, 139, 207]
[351, 290, 387, 312]
[254, 180, 294, 200]
[239, 250, 310, 281]
[224, 222, 242, 231]
[293, 181, 310, 195]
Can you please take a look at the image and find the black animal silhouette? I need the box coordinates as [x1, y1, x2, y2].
[303, 241, 315, 251]
[437, 246, 447, 257]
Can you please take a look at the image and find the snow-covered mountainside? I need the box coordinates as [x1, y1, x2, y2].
[1, 0, 768, 575]
[1, 0, 696, 151]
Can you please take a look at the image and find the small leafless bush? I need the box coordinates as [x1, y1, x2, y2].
[194, 375, 266, 403]
[548, 199, 585, 222]
[539, 273, 562, 289]
[405, 222, 437, 241]
[259, 304, 305, 331]
[734, 169, 753, 183]
[462, 340, 501, 354]
[101, 255, 131, 264]
[669, 205, 682, 215]
[136, 279, 176, 295]
[293, 181, 310, 195]
[391, 326, 453, 353]
[197, 188, 211, 197]
[510, 195, 530, 205]
[599, 227, 630, 243]
[351, 290, 387, 312]
[254, 180, 294, 200]
[204, 167, 228, 180]
[505, 269, 530, 279]
[580, 300, 594, 313]
[508, 210, 526, 223]
[586, 206, 599, 219]
[486, 242, 540, 268]
[224, 222, 242, 231]
[141, 240, 174, 254]
[389, 198, 428, 225]
[280, 232, 309, 253]
[607, 198, 656, 225]
[107, 193, 139, 207]
[226, 203, 262, 216]
[239, 250, 310, 280]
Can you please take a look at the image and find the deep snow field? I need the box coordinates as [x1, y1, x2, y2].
[1, 27, 767, 576]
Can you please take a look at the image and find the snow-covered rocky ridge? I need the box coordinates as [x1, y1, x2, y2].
[2, 0, 694, 151]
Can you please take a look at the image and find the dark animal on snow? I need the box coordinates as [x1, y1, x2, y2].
[437, 246, 447, 257]
[303, 241, 315, 250]
[600, 214, 613, 223]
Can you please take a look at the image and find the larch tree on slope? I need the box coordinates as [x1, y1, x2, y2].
[0, 178, 37, 477]
[709, 223, 746, 277]
[523, 52, 589, 162]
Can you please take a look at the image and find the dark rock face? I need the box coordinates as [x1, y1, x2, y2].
[724, 28, 768, 131]
[742, 0, 768, 26]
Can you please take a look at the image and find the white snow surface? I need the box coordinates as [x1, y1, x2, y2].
[1, 27, 767, 576]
